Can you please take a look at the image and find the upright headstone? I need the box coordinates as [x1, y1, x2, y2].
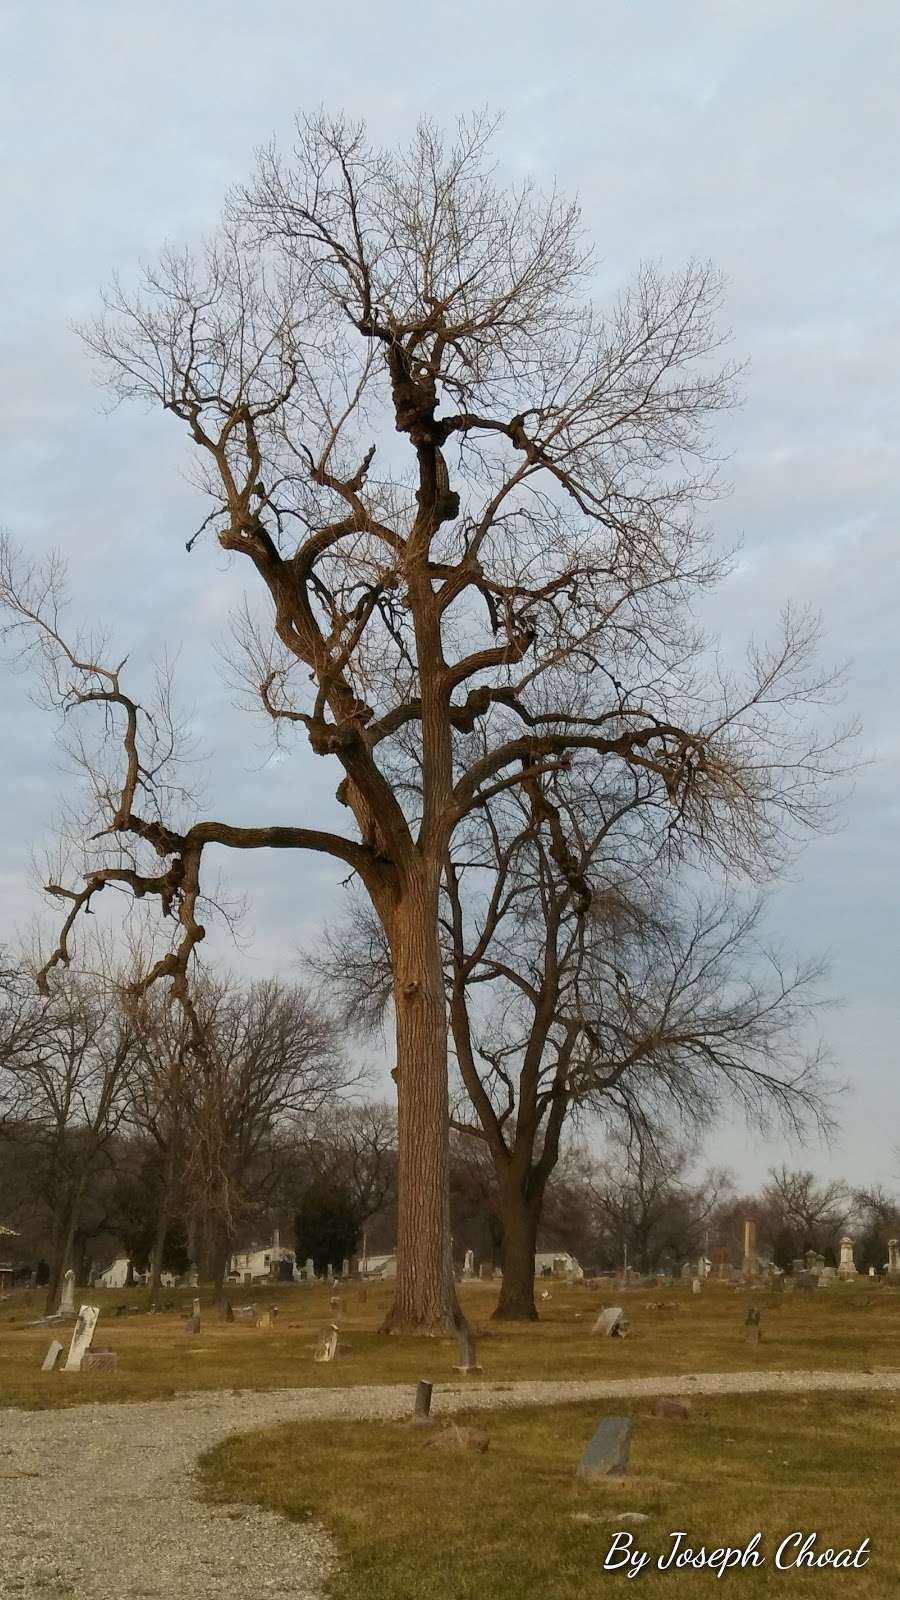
[743, 1218, 757, 1275]
[305, 1257, 315, 1281]
[41, 1339, 63, 1372]
[888, 1239, 900, 1277]
[341, 1257, 350, 1279]
[593, 1305, 626, 1337]
[577, 1417, 632, 1479]
[455, 1323, 482, 1373]
[184, 1297, 201, 1334]
[63, 1305, 99, 1372]
[479, 1262, 493, 1282]
[314, 1323, 340, 1363]
[838, 1237, 857, 1276]
[744, 1307, 762, 1344]
[691, 1278, 701, 1295]
[463, 1248, 475, 1279]
[58, 1269, 76, 1316]
[413, 1379, 434, 1424]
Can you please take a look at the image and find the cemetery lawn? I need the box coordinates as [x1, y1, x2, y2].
[200, 1391, 898, 1599]
[2, 1280, 900, 1409]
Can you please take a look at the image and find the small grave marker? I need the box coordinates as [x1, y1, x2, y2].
[455, 1324, 483, 1374]
[41, 1339, 63, 1372]
[83, 1348, 118, 1374]
[577, 1417, 632, 1479]
[593, 1305, 627, 1337]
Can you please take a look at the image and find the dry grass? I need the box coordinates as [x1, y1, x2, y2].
[200, 1390, 899, 1599]
[1, 1278, 899, 1410]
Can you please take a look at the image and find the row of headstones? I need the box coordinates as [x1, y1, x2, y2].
[41, 1304, 116, 1374]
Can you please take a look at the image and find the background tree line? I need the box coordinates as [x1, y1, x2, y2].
[2, 949, 895, 1309]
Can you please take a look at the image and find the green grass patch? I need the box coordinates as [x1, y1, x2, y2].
[200, 1392, 899, 1598]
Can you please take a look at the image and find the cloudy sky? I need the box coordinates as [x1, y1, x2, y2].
[2, 1, 897, 1189]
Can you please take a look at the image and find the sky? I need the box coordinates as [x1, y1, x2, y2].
[1, 1, 897, 1189]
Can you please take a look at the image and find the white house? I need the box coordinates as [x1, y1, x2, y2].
[228, 1232, 296, 1283]
[534, 1250, 584, 1280]
[361, 1252, 397, 1279]
[96, 1255, 132, 1289]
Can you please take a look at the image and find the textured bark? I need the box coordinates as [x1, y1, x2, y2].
[493, 1185, 541, 1321]
[383, 871, 461, 1334]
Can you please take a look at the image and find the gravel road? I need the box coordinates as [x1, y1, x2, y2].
[2, 1367, 900, 1599]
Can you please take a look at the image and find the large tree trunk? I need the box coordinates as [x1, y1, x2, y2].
[493, 1183, 540, 1321]
[383, 870, 461, 1334]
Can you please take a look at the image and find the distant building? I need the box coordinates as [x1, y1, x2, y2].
[0, 1223, 19, 1290]
[95, 1256, 133, 1289]
[534, 1251, 584, 1280]
[361, 1252, 397, 1279]
[228, 1230, 296, 1283]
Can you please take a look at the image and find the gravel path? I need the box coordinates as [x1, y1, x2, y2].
[2, 1367, 900, 1599]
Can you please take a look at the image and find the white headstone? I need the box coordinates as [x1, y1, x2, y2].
[314, 1323, 340, 1363]
[463, 1248, 475, 1279]
[838, 1236, 857, 1277]
[888, 1239, 900, 1275]
[692, 1278, 701, 1295]
[41, 1339, 63, 1372]
[58, 1269, 76, 1316]
[593, 1305, 627, 1337]
[305, 1257, 315, 1280]
[63, 1305, 99, 1372]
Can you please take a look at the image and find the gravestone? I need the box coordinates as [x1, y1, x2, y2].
[838, 1236, 858, 1278]
[341, 1257, 350, 1278]
[63, 1305, 99, 1372]
[888, 1239, 900, 1278]
[233, 1303, 257, 1323]
[58, 1269, 76, 1317]
[577, 1417, 632, 1479]
[256, 1309, 274, 1329]
[455, 1323, 483, 1373]
[41, 1339, 63, 1372]
[593, 1305, 627, 1337]
[691, 1278, 701, 1295]
[184, 1297, 201, 1334]
[463, 1248, 475, 1279]
[744, 1307, 762, 1344]
[83, 1348, 118, 1374]
[314, 1323, 340, 1363]
[479, 1262, 494, 1282]
[412, 1378, 434, 1427]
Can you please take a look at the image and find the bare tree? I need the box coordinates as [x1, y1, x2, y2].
[0, 115, 849, 1330]
[321, 769, 832, 1317]
[588, 1134, 733, 1274]
[175, 975, 351, 1299]
[0, 967, 135, 1310]
[762, 1165, 853, 1261]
